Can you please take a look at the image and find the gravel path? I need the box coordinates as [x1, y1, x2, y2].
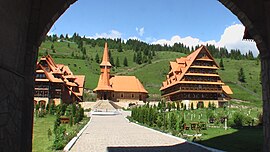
[70, 111, 213, 152]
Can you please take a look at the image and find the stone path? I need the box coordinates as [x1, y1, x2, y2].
[70, 111, 214, 152]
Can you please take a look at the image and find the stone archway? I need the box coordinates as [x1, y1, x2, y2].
[0, 0, 269, 151]
[219, 1, 270, 151]
[0, 0, 76, 151]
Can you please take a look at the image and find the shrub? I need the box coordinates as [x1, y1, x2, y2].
[52, 126, 67, 150]
[167, 102, 171, 112]
[48, 128, 52, 140]
[244, 115, 253, 126]
[232, 112, 245, 127]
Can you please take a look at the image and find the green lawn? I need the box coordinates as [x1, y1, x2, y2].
[33, 114, 90, 152]
[197, 127, 262, 152]
[130, 105, 263, 152]
[33, 115, 55, 152]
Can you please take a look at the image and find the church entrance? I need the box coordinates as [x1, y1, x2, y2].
[100, 92, 111, 100]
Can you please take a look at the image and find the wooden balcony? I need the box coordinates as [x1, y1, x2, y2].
[185, 73, 219, 77]
[180, 87, 222, 93]
[190, 65, 219, 69]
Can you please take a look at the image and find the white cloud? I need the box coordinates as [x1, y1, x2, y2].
[151, 24, 259, 56]
[86, 30, 122, 39]
[217, 24, 258, 55]
[136, 27, 145, 37]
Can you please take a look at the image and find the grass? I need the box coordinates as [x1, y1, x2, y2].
[32, 114, 90, 152]
[33, 115, 55, 152]
[197, 127, 262, 152]
[129, 106, 263, 152]
[39, 40, 263, 106]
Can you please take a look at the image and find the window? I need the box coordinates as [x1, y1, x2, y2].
[132, 94, 134, 98]
[121, 94, 124, 98]
[112, 94, 114, 98]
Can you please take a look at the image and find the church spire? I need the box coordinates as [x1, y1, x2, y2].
[102, 66, 111, 87]
[100, 42, 112, 67]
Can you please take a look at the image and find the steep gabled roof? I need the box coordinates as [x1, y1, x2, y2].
[160, 45, 221, 91]
[36, 54, 85, 100]
[74, 75, 85, 88]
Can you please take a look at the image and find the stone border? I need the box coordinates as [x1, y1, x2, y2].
[63, 115, 92, 152]
[125, 118, 224, 152]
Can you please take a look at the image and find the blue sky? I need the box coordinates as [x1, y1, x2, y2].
[50, 0, 259, 55]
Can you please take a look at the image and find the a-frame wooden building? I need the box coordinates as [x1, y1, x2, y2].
[160, 45, 233, 108]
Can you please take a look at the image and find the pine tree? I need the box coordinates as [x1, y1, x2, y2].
[123, 57, 128, 66]
[238, 67, 246, 82]
[116, 57, 120, 67]
[136, 51, 142, 64]
[219, 58, 225, 70]
[152, 50, 156, 56]
[95, 53, 100, 63]
[142, 55, 148, 63]
[118, 43, 123, 52]
[110, 56, 115, 66]
[65, 34, 69, 40]
[51, 44, 55, 53]
[133, 53, 137, 62]
[60, 34, 64, 39]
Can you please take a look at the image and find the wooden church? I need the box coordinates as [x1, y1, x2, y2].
[94, 43, 148, 102]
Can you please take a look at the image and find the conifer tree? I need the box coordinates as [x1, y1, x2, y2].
[133, 53, 137, 62]
[123, 57, 128, 66]
[51, 44, 56, 53]
[60, 34, 64, 39]
[110, 56, 115, 66]
[219, 58, 225, 70]
[65, 34, 69, 40]
[116, 57, 120, 67]
[152, 50, 156, 56]
[95, 53, 100, 63]
[238, 67, 246, 82]
[142, 55, 148, 63]
[118, 43, 123, 52]
[136, 51, 142, 64]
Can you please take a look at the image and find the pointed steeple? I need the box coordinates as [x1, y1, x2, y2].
[102, 66, 111, 88]
[93, 43, 113, 92]
[100, 42, 112, 67]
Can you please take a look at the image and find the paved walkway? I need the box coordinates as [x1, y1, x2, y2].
[70, 111, 214, 152]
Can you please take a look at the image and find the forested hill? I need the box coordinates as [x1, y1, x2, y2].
[45, 33, 258, 60]
[39, 34, 262, 105]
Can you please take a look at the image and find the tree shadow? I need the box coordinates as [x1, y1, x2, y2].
[107, 142, 213, 152]
[196, 126, 263, 152]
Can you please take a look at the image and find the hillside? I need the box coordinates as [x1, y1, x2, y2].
[38, 40, 262, 105]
